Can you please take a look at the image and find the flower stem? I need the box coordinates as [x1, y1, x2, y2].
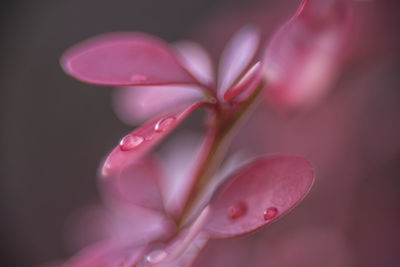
[178, 82, 265, 227]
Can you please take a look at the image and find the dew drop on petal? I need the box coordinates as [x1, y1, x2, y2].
[145, 250, 167, 263]
[263, 207, 278, 221]
[154, 116, 176, 133]
[228, 202, 247, 220]
[130, 74, 148, 82]
[119, 135, 144, 151]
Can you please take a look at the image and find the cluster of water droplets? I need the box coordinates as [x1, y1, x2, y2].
[118, 116, 176, 152]
[227, 202, 278, 221]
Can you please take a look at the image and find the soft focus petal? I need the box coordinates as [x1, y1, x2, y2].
[113, 85, 205, 125]
[205, 154, 314, 238]
[98, 157, 176, 248]
[101, 156, 164, 212]
[63, 241, 145, 267]
[264, 0, 351, 110]
[218, 26, 260, 98]
[174, 41, 215, 86]
[101, 101, 209, 177]
[61, 32, 200, 86]
[64, 204, 174, 254]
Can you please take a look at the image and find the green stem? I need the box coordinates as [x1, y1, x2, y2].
[178, 83, 264, 226]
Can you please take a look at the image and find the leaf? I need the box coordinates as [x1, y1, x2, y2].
[61, 32, 201, 86]
[218, 26, 260, 98]
[101, 156, 164, 212]
[101, 101, 208, 177]
[174, 41, 215, 86]
[264, 0, 351, 110]
[204, 154, 315, 238]
[99, 156, 177, 246]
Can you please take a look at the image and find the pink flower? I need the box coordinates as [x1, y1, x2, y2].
[56, 1, 343, 266]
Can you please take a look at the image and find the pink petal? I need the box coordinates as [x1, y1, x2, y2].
[101, 101, 209, 177]
[174, 41, 215, 86]
[113, 85, 205, 125]
[61, 32, 200, 86]
[223, 61, 263, 102]
[218, 26, 260, 99]
[264, 0, 351, 109]
[204, 154, 315, 238]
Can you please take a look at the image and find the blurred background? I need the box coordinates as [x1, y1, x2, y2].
[1, 0, 399, 266]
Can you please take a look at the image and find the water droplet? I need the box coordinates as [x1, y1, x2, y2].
[263, 207, 278, 220]
[146, 250, 167, 263]
[228, 202, 247, 220]
[130, 74, 147, 82]
[119, 135, 144, 151]
[154, 116, 176, 133]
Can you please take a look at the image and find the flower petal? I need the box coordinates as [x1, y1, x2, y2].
[113, 85, 205, 125]
[101, 101, 209, 177]
[61, 32, 200, 86]
[204, 154, 315, 238]
[264, 0, 351, 110]
[174, 41, 215, 86]
[218, 26, 260, 99]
